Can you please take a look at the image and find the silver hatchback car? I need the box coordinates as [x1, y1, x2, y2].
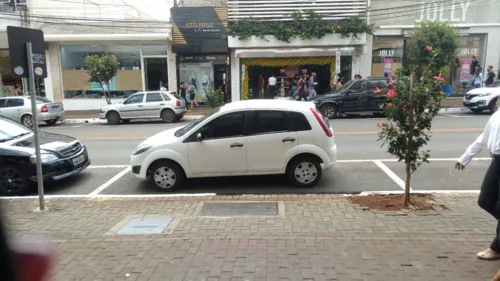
[0, 96, 64, 127]
[99, 91, 187, 125]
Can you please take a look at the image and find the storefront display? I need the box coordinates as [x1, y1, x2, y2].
[60, 44, 168, 99]
[371, 38, 404, 77]
[179, 62, 213, 103]
[240, 56, 336, 100]
[452, 35, 486, 91]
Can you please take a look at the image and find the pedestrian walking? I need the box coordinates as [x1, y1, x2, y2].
[472, 66, 484, 89]
[296, 74, 309, 101]
[258, 73, 265, 99]
[308, 72, 318, 99]
[268, 74, 277, 97]
[14, 84, 23, 96]
[486, 65, 496, 86]
[187, 82, 199, 110]
[179, 81, 188, 109]
[456, 110, 500, 260]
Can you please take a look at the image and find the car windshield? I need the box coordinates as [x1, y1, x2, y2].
[27, 96, 52, 104]
[330, 80, 355, 93]
[0, 117, 32, 142]
[174, 107, 222, 137]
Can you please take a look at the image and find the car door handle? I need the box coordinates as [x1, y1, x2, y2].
[160, 103, 165, 105]
[230, 143, 244, 148]
[282, 137, 296, 143]
[138, 105, 143, 107]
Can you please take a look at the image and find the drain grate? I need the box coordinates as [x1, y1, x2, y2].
[117, 217, 173, 235]
[199, 202, 278, 216]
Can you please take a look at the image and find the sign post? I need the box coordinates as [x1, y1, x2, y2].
[7, 26, 47, 211]
[334, 51, 341, 88]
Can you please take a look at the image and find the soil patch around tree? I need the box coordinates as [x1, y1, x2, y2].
[348, 194, 435, 211]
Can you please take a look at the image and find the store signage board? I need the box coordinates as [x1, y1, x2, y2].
[7, 26, 47, 79]
[335, 51, 341, 73]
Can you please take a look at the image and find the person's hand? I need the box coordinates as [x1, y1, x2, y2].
[455, 161, 465, 170]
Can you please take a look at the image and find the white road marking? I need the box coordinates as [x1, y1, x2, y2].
[441, 113, 462, 118]
[373, 160, 412, 191]
[338, 157, 490, 163]
[88, 167, 131, 196]
[88, 165, 130, 169]
[72, 123, 88, 128]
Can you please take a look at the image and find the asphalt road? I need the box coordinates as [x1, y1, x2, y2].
[24, 113, 492, 196]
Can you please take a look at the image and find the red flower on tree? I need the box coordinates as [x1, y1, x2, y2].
[433, 76, 445, 81]
[387, 89, 397, 99]
[374, 87, 382, 94]
[425, 45, 433, 52]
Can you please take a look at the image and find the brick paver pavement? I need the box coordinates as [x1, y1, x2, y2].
[1, 194, 499, 281]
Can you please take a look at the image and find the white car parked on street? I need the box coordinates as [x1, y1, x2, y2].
[463, 81, 500, 113]
[130, 100, 337, 190]
[99, 91, 187, 125]
[0, 96, 64, 127]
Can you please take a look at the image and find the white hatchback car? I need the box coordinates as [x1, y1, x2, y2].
[130, 100, 337, 190]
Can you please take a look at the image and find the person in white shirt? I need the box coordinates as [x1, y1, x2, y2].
[456, 109, 500, 260]
[268, 75, 277, 97]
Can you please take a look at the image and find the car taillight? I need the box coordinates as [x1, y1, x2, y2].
[41, 105, 48, 113]
[310, 108, 333, 137]
[176, 100, 180, 107]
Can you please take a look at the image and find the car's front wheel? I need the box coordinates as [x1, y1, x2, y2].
[489, 98, 498, 114]
[149, 161, 185, 191]
[0, 164, 30, 196]
[470, 108, 483, 113]
[106, 111, 121, 125]
[287, 156, 322, 187]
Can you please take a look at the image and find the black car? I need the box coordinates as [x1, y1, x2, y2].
[312, 77, 389, 118]
[0, 116, 90, 196]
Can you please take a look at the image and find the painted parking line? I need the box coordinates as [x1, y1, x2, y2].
[373, 160, 411, 192]
[88, 167, 131, 196]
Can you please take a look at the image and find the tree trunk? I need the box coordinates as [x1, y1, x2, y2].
[105, 91, 111, 105]
[403, 162, 411, 207]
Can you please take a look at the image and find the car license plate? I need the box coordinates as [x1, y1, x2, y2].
[72, 155, 85, 166]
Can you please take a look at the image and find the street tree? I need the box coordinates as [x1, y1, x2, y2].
[376, 21, 459, 207]
[84, 54, 119, 104]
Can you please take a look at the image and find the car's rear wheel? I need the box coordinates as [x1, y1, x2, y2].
[321, 104, 338, 119]
[44, 119, 58, 125]
[0, 165, 30, 196]
[489, 98, 498, 114]
[149, 161, 184, 191]
[21, 114, 33, 128]
[106, 111, 121, 125]
[161, 109, 176, 123]
[287, 157, 322, 187]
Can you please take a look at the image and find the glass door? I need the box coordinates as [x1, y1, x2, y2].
[143, 57, 168, 91]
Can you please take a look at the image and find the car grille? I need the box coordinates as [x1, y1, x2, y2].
[465, 94, 478, 100]
[58, 142, 82, 157]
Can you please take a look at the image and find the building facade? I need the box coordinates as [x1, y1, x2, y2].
[3, 0, 176, 110]
[228, 0, 371, 101]
[368, 0, 500, 93]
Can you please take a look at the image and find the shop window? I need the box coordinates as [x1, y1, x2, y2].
[60, 44, 143, 99]
[371, 38, 405, 78]
[452, 35, 486, 93]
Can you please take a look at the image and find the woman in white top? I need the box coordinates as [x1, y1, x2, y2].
[472, 66, 484, 89]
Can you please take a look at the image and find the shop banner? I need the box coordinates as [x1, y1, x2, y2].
[91, 77, 116, 92]
[383, 58, 393, 76]
[179, 62, 214, 103]
[460, 59, 471, 83]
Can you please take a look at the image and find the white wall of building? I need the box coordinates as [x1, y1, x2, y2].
[29, 0, 174, 21]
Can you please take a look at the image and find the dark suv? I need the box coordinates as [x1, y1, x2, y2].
[311, 77, 389, 118]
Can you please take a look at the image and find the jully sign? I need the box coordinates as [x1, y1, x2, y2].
[6, 26, 46, 211]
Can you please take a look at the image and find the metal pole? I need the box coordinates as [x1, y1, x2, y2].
[26, 42, 45, 211]
[22, 78, 28, 96]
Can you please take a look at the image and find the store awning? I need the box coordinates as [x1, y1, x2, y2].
[44, 33, 171, 42]
[235, 47, 359, 58]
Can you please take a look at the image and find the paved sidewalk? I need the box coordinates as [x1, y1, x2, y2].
[2, 194, 499, 281]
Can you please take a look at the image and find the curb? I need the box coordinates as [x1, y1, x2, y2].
[63, 115, 205, 124]
[438, 107, 470, 114]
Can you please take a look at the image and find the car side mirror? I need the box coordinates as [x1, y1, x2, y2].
[196, 133, 203, 142]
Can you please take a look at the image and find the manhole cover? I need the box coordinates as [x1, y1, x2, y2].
[117, 217, 173, 235]
[199, 202, 278, 216]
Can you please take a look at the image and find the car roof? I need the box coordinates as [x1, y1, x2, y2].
[220, 100, 315, 113]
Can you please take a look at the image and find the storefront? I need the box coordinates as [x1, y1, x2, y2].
[41, 31, 172, 110]
[369, 0, 500, 94]
[229, 34, 367, 101]
[170, 6, 229, 103]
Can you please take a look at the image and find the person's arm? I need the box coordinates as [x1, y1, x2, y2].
[457, 116, 493, 166]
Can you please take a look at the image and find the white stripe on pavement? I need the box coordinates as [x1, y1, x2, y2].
[88, 165, 130, 169]
[88, 167, 131, 196]
[373, 160, 412, 191]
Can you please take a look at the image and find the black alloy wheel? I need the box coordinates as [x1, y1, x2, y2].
[0, 165, 30, 196]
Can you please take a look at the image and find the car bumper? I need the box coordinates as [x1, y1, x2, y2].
[174, 107, 187, 115]
[130, 153, 148, 179]
[98, 112, 106, 119]
[38, 112, 65, 122]
[463, 98, 488, 109]
[323, 143, 337, 170]
[29, 148, 91, 181]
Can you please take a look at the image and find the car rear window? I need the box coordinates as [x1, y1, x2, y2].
[171, 93, 182, 100]
[249, 110, 291, 135]
[290, 112, 312, 131]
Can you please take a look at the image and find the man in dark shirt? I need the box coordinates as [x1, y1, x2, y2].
[179, 82, 188, 109]
[486, 65, 496, 86]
